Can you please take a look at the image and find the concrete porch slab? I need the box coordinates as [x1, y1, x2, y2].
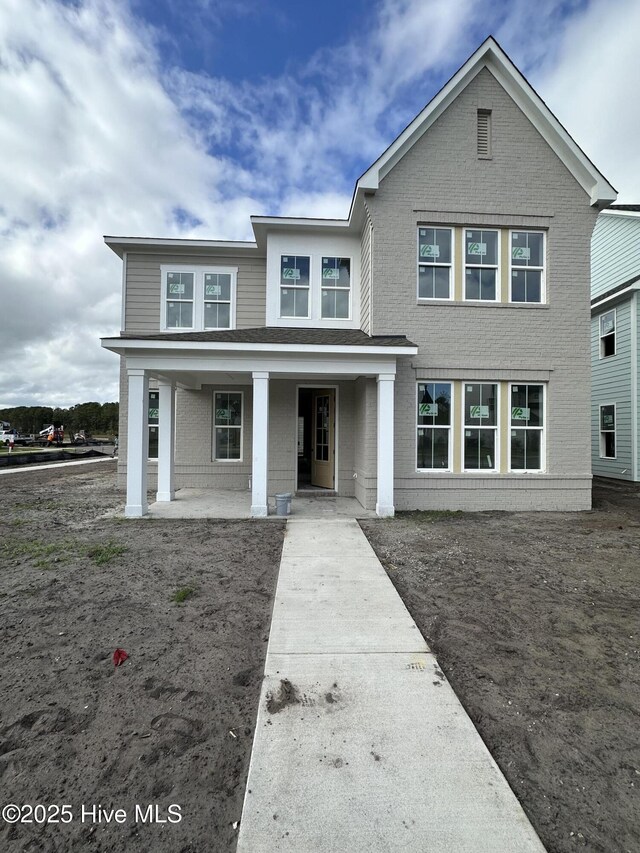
[146, 488, 376, 519]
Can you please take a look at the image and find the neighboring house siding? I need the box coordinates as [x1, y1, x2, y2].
[592, 215, 640, 299]
[124, 252, 267, 333]
[360, 210, 373, 334]
[366, 66, 598, 509]
[591, 299, 633, 479]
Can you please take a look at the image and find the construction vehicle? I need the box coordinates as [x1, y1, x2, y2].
[37, 424, 64, 447]
[0, 425, 34, 446]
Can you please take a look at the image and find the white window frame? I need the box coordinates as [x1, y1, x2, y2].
[463, 228, 500, 303]
[161, 265, 237, 332]
[213, 390, 244, 463]
[279, 255, 311, 320]
[148, 390, 159, 461]
[417, 226, 454, 301]
[416, 381, 453, 472]
[509, 229, 546, 304]
[320, 256, 352, 320]
[599, 309, 616, 359]
[462, 382, 500, 473]
[599, 403, 616, 459]
[508, 383, 546, 473]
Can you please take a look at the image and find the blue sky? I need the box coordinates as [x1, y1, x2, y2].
[0, 0, 638, 406]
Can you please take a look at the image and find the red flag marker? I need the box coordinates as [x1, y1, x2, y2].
[113, 648, 129, 667]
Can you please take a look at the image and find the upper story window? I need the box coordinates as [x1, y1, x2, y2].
[418, 227, 452, 299]
[464, 229, 499, 301]
[161, 265, 236, 331]
[600, 310, 616, 358]
[511, 231, 545, 303]
[321, 257, 351, 319]
[280, 255, 310, 318]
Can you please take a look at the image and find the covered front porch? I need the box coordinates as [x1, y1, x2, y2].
[101, 329, 417, 519]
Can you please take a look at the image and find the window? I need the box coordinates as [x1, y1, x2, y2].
[510, 385, 544, 471]
[204, 273, 231, 329]
[477, 109, 491, 157]
[162, 266, 236, 330]
[600, 310, 616, 358]
[148, 391, 159, 460]
[418, 228, 452, 299]
[214, 392, 243, 461]
[464, 383, 498, 470]
[600, 405, 616, 458]
[280, 255, 310, 318]
[165, 272, 194, 329]
[321, 257, 351, 319]
[417, 382, 452, 470]
[511, 231, 544, 303]
[464, 229, 499, 300]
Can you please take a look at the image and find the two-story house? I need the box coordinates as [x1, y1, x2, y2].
[101, 37, 616, 518]
[591, 206, 640, 481]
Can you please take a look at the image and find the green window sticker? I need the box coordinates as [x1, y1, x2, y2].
[469, 405, 489, 418]
[511, 407, 530, 420]
[419, 403, 438, 416]
[148, 408, 159, 420]
[467, 242, 487, 256]
[420, 244, 440, 258]
[323, 267, 340, 279]
[169, 283, 185, 294]
[216, 408, 230, 420]
[205, 283, 221, 297]
[512, 247, 531, 261]
[282, 268, 300, 280]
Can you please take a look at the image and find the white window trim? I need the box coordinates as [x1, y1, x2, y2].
[213, 390, 244, 463]
[463, 228, 501, 303]
[507, 383, 546, 473]
[320, 256, 353, 321]
[416, 381, 453, 472]
[599, 308, 616, 359]
[279, 255, 311, 320]
[148, 389, 159, 462]
[160, 264, 237, 332]
[462, 382, 500, 473]
[599, 402, 617, 459]
[417, 226, 454, 302]
[509, 229, 546, 304]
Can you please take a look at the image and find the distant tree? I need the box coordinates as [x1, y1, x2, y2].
[0, 402, 119, 435]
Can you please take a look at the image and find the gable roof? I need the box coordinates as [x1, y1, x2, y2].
[355, 36, 616, 208]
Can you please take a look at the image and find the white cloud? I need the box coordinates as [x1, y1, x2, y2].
[0, 0, 637, 408]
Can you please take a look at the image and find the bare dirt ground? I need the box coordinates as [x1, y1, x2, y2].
[361, 479, 640, 853]
[0, 463, 284, 853]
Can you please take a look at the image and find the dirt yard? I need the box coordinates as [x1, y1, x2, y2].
[0, 462, 284, 852]
[361, 479, 640, 853]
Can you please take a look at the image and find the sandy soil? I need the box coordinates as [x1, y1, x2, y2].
[361, 479, 640, 853]
[0, 463, 284, 852]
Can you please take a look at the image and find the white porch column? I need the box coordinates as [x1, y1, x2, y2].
[251, 371, 269, 517]
[125, 368, 149, 518]
[376, 373, 395, 517]
[156, 381, 176, 502]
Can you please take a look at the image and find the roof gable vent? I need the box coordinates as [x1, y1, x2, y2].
[477, 109, 491, 158]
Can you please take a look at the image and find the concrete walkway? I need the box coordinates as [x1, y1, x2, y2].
[0, 456, 115, 476]
[237, 519, 545, 853]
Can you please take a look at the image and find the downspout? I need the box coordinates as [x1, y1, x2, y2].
[631, 291, 638, 481]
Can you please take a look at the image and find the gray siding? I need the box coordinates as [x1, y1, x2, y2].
[365, 66, 598, 509]
[591, 298, 633, 479]
[592, 214, 640, 299]
[125, 252, 266, 333]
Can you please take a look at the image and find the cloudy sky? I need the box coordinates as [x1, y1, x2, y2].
[1, 0, 638, 407]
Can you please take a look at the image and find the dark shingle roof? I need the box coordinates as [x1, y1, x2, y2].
[116, 327, 416, 347]
[609, 204, 640, 212]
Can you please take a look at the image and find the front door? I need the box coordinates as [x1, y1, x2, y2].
[311, 389, 335, 489]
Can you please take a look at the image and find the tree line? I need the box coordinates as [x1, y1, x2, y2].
[0, 402, 119, 437]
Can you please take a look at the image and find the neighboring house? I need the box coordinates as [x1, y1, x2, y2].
[591, 206, 640, 481]
[101, 37, 616, 518]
